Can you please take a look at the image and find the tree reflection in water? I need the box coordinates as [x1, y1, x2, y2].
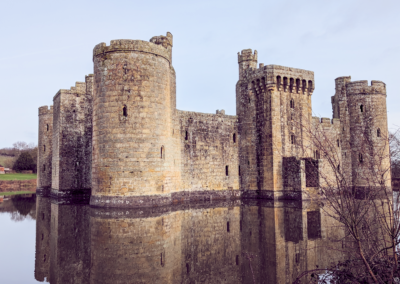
[34, 197, 344, 284]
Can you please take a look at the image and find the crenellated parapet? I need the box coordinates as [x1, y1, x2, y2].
[39, 105, 53, 116]
[240, 63, 315, 95]
[93, 32, 173, 64]
[346, 80, 386, 96]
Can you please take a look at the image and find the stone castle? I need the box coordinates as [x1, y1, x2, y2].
[37, 32, 390, 208]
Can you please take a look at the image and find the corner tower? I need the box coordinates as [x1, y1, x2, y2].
[91, 32, 180, 207]
[37, 105, 53, 192]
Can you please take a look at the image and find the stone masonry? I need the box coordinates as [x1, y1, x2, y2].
[37, 32, 391, 208]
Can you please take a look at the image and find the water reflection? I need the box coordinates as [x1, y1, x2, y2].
[34, 198, 343, 283]
[0, 194, 36, 222]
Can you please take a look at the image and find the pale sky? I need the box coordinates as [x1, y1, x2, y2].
[1, 0, 399, 148]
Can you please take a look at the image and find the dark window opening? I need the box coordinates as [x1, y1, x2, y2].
[302, 80, 307, 93]
[248, 160, 250, 165]
[43, 164, 46, 172]
[296, 78, 300, 93]
[233, 133, 236, 143]
[225, 165, 229, 176]
[290, 99, 295, 109]
[337, 139, 340, 147]
[43, 145, 46, 152]
[248, 97, 251, 104]
[160, 253, 164, 266]
[238, 165, 241, 176]
[277, 76, 281, 90]
[41, 234, 44, 241]
[359, 153, 363, 163]
[308, 80, 313, 92]
[296, 253, 300, 263]
[43, 254, 46, 263]
[360, 105, 364, 113]
[236, 255, 239, 265]
[291, 135, 295, 145]
[377, 128, 381, 137]
[289, 78, 294, 93]
[186, 263, 190, 274]
[185, 131, 188, 140]
[123, 105, 128, 117]
[227, 221, 230, 232]
[46, 124, 49, 131]
[337, 164, 340, 171]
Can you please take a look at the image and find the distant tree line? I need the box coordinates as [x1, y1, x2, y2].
[0, 141, 37, 173]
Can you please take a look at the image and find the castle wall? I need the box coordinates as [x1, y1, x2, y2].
[178, 110, 239, 193]
[37, 106, 53, 190]
[51, 76, 93, 196]
[91, 33, 181, 205]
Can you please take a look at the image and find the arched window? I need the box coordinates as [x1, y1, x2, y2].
[360, 105, 364, 113]
[296, 78, 300, 93]
[185, 131, 188, 141]
[43, 145, 46, 152]
[123, 105, 128, 117]
[46, 124, 49, 131]
[225, 165, 229, 176]
[377, 128, 381, 137]
[359, 153, 363, 163]
[291, 135, 295, 145]
[233, 133, 236, 143]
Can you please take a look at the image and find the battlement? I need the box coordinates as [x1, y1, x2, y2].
[238, 49, 257, 63]
[93, 33, 172, 63]
[240, 63, 315, 94]
[39, 105, 53, 115]
[346, 80, 386, 96]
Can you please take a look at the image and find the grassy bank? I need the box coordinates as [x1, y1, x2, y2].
[0, 174, 37, 181]
[1, 191, 34, 196]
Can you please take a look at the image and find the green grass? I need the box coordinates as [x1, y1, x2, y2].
[1, 191, 34, 196]
[0, 174, 37, 181]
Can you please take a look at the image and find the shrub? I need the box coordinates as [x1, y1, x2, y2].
[13, 151, 35, 172]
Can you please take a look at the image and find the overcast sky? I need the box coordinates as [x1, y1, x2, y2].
[0, 0, 399, 148]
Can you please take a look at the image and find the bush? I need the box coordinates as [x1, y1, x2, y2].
[13, 152, 35, 173]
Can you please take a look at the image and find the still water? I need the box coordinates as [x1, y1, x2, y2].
[0, 194, 343, 284]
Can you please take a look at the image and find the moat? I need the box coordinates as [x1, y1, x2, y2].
[0, 194, 345, 283]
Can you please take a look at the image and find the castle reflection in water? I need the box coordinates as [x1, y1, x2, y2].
[34, 196, 343, 284]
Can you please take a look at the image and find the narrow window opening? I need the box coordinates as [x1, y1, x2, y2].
[283, 77, 288, 90]
[248, 97, 251, 104]
[42, 213, 45, 220]
[308, 80, 313, 92]
[302, 80, 307, 93]
[377, 128, 381, 137]
[236, 255, 239, 265]
[185, 131, 188, 141]
[225, 165, 229, 176]
[233, 133, 236, 143]
[359, 153, 363, 163]
[337, 164, 340, 171]
[43, 145, 46, 152]
[46, 124, 49, 131]
[43, 164, 46, 172]
[337, 139, 340, 147]
[360, 105, 363, 113]
[291, 135, 295, 145]
[248, 160, 250, 165]
[186, 263, 190, 274]
[123, 105, 128, 117]
[289, 78, 294, 93]
[316, 150, 320, 159]
[296, 78, 300, 93]
[277, 76, 281, 90]
[238, 165, 241, 176]
[227, 221, 230, 232]
[160, 253, 164, 266]
[290, 99, 295, 109]
[43, 254, 46, 263]
[41, 234, 44, 241]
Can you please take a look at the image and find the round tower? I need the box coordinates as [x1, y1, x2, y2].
[346, 80, 390, 189]
[91, 32, 180, 206]
[37, 105, 53, 192]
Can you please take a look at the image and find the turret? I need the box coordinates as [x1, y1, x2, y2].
[91, 32, 180, 207]
[37, 105, 53, 192]
[238, 49, 257, 79]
